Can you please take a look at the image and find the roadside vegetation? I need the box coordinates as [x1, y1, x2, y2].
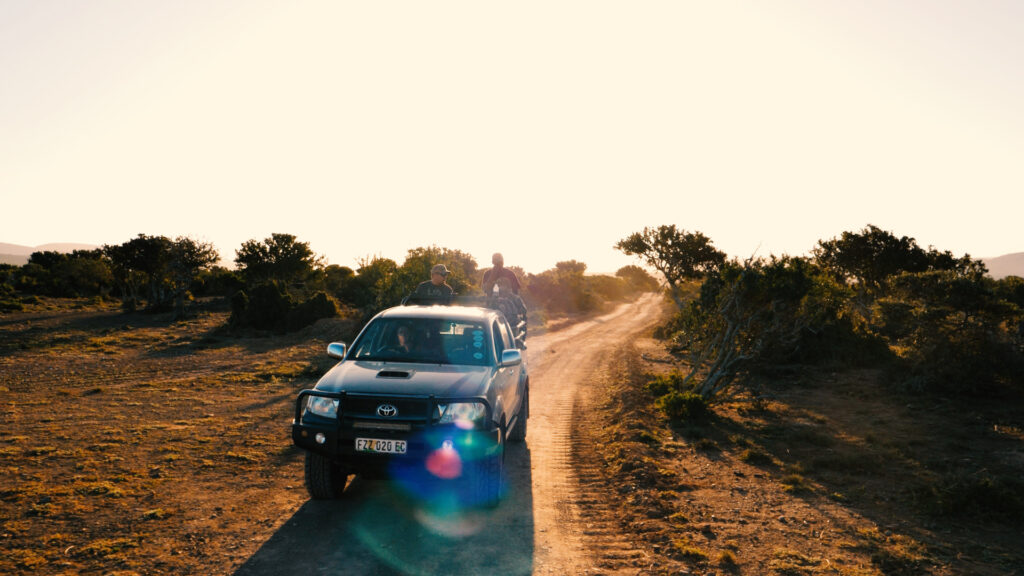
[618, 224, 1023, 403]
[1, 233, 658, 335]
[602, 223, 1024, 574]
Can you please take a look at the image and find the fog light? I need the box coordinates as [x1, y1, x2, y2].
[315, 433, 326, 445]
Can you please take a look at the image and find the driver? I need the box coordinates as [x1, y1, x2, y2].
[392, 325, 413, 353]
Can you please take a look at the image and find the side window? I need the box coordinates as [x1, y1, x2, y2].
[493, 320, 513, 358]
[492, 321, 506, 359]
[502, 322, 517, 350]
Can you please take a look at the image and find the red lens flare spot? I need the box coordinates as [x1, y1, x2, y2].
[425, 446, 463, 480]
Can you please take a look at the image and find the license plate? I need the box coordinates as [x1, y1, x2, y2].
[355, 438, 407, 454]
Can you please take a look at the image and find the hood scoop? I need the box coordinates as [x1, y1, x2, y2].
[377, 369, 413, 379]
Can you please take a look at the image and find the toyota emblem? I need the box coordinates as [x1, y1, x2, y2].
[377, 404, 398, 418]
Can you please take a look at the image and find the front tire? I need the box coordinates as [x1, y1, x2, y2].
[304, 452, 348, 500]
[473, 429, 505, 508]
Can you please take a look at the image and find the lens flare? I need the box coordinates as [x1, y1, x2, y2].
[425, 444, 462, 480]
[414, 504, 486, 538]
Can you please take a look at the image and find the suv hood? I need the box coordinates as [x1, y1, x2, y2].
[314, 361, 493, 397]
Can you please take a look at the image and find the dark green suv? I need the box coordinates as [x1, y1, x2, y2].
[292, 303, 529, 507]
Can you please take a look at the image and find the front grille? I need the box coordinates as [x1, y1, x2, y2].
[352, 420, 412, 431]
[343, 396, 432, 420]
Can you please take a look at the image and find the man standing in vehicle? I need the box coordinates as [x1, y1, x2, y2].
[482, 253, 527, 331]
[482, 253, 521, 295]
[410, 264, 454, 304]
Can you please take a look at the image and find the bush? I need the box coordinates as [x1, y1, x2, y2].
[229, 282, 293, 332]
[0, 299, 23, 312]
[645, 372, 685, 397]
[915, 470, 1024, 523]
[288, 291, 340, 331]
[884, 270, 1023, 395]
[231, 286, 341, 333]
[230, 290, 249, 320]
[194, 267, 244, 298]
[656, 390, 709, 422]
[900, 327, 1019, 395]
[0, 282, 20, 312]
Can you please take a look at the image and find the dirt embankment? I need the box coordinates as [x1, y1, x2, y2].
[572, 330, 1024, 575]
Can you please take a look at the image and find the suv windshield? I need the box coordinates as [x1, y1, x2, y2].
[349, 317, 493, 366]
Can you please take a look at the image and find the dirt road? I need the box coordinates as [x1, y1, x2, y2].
[234, 294, 662, 576]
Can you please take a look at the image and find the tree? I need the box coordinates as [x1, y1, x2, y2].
[323, 265, 355, 295]
[878, 270, 1020, 394]
[347, 256, 398, 311]
[235, 233, 323, 287]
[522, 260, 601, 314]
[104, 234, 174, 311]
[169, 237, 219, 317]
[20, 249, 112, 298]
[674, 256, 853, 399]
[104, 234, 217, 312]
[616, 226, 726, 308]
[814, 224, 986, 295]
[616, 265, 660, 292]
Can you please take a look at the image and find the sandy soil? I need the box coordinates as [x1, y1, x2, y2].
[5, 294, 1018, 576]
[0, 295, 662, 575]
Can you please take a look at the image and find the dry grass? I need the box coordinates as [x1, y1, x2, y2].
[580, 336, 1024, 576]
[0, 303, 323, 575]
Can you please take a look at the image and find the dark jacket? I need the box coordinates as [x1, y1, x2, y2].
[410, 280, 454, 304]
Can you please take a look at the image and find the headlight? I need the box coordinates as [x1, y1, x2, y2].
[437, 402, 488, 429]
[305, 396, 339, 419]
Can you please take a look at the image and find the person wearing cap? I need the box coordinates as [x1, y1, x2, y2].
[410, 263, 454, 304]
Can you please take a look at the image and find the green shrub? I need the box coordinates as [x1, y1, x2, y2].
[656, 390, 709, 422]
[738, 448, 774, 466]
[230, 290, 249, 320]
[229, 282, 293, 332]
[645, 371, 685, 397]
[0, 282, 23, 311]
[231, 286, 340, 333]
[899, 324, 1020, 395]
[288, 291, 340, 330]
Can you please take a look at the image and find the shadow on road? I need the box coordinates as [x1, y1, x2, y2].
[233, 443, 535, 576]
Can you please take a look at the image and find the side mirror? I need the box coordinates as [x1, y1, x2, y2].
[327, 342, 347, 360]
[500, 349, 522, 367]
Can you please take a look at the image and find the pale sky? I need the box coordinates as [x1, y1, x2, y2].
[2, 1, 1021, 274]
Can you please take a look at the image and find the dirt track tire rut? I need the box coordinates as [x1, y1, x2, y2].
[231, 294, 663, 576]
[526, 294, 661, 574]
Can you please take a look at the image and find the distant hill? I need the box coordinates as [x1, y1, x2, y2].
[0, 242, 99, 266]
[985, 252, 1024, 280]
